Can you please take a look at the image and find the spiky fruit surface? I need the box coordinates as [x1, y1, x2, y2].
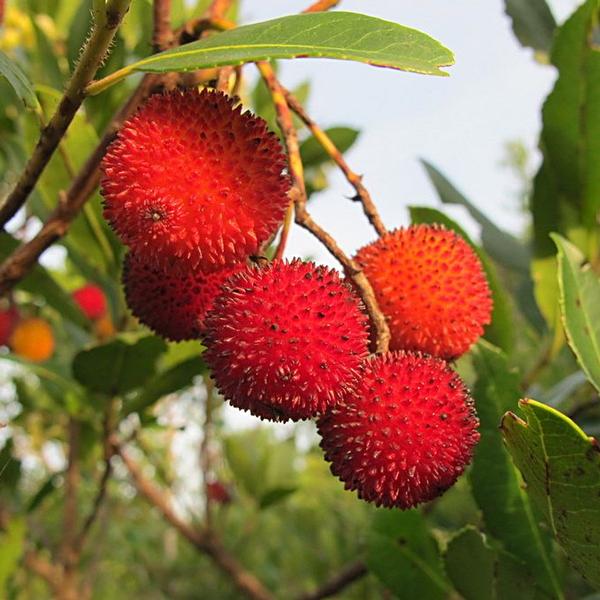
[318, 351, 479, 509]
[101, 89, 290, 272]
[72, 284, 107, 320]
[123, 252, 244, 342]
[354, 224, 492, 359]
[0, 307, 19, 346]
[10, 317, 55, 363]
[203, 260, 370, 421]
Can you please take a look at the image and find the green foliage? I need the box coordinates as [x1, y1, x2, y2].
[366, 509, 450, 599]
[88, 12, 454, 93]
[0, 518, 26, 592]
[554, 234, 600, 393]
[532, 0, 600, 249]
[2, 1, 600, 597]
[72, 334, 167, 395]
[0, 49, 39, 110]
[502, 399, 600, 589]
[503, 0, 557, 55]
[470, 341, 563, 598]
[300, 127, 360, 168]
[444, 526, 549, 600]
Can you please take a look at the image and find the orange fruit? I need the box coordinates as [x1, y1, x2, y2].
[10, 317, 55, 362]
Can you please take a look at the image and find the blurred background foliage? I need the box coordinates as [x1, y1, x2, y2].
[1, 0, 600, 598]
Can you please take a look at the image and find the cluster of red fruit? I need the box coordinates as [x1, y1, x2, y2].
[101, 89, 492, 509]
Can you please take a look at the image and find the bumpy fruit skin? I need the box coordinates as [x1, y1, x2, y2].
[123, 252, 244, 342]
[354, 224, 492, 360]
[0, 307, 19, 346]
[317, 351, 479, 509]
[72, 284, 107, 320]
[10, 317, 55, 362]
[203, 260, 370, 421]
[101, 89, 290, 272]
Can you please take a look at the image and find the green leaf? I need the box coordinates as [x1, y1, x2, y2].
[502, 398, 600, 590]
[300, 127, 360, 169]
[223, 430, 297, 501]
[444, 527, 495, 600]
[258, 486, 297, 510]
[409, 205, 514, 353]
[27, 476, 58, 513]
[88, 12, 454, 93]
[504, 0, 557, 55]
[0, 439, 21, 492]
[0, 50, 40, 110]
[366, 509, 450, 600]
[531, 0, 600, 256]
[470, 341, 563, 598]
[444, 526, 551, 600]
[553, 234, 600, 393]
[72, 334, 167, 395]
[420, 159, 530, 274]
[0, 517, 26, 592]
[126, 356, 206, 414]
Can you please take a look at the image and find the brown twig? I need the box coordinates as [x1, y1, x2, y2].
[303, 0, 341, 12]
[152, 0, 174, 52]
[24, 550, 63, 595]
[113, 438, 273, 600]
[0, 0, 132, 228]
[257, 62, 305, 262]
[208, 0, 234, 20]
[258, 63, 390, 353]
[60, 419, 82, 598]
[75, 399, 118, 552]
[61, 420, 80, 568]
[201, 377, 215, 527]
[284, 90, 387, 238]
[298, 560, 368, 600]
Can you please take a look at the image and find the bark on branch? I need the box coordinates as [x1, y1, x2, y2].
[112, 438, 274, 600]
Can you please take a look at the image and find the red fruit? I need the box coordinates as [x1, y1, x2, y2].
[354, 224, 492, 359]
[101, 89, 291, 272]
[72, 284, 107, 320]
[206, 481, 232, 505]
[317, 351, 479, 509]
[203, 259, 370, 422]
[123, 253, 244, 342]
[0, 307, 19, 346]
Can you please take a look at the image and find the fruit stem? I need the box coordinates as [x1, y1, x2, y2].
[284, 89, 388, 238]
[258, 61, 391, 353]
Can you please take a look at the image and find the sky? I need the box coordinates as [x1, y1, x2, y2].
[235, 0, 578, 268]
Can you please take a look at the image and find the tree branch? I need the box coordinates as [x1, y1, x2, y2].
[152, 0, 174, 52]
[303, 0, 341, 12]
[0, 0, 132, 227]
[201, 377, 215, 527]
[75, 399, 118, 553]
[112, 438, 273, 600]
[257, 62, 390, 353]
[61, 419, 81, 573]
[24, 550, 63, 595]
[283, 90, 387, 238]
[299, 560, 368, 600]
